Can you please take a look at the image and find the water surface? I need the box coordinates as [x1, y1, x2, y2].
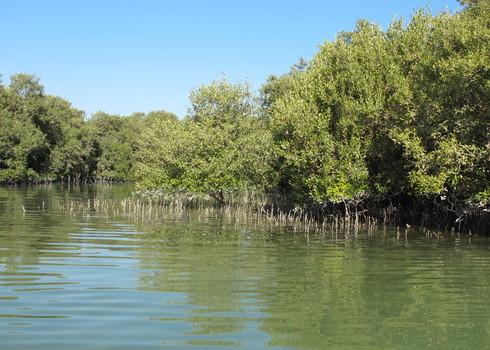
[0, 184, 488, 349]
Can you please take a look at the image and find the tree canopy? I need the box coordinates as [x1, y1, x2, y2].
[1, 1, 488, 226]
[263, 2, 489, 207]
[135, 77, 277, 203]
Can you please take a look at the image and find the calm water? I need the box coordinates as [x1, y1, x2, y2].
[0, 184, 488, 349]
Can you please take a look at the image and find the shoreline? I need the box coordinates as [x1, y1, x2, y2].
[2, 181, 487, 236]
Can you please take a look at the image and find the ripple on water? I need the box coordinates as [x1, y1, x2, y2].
[0, 186, 489, 349]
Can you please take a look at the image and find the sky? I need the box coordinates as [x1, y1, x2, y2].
[1, 0, 461, 119]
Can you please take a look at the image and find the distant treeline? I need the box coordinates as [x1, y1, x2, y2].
[1, 0, 488, 230]
[0, 74, 177, 182]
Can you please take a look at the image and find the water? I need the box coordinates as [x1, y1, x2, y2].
[0, 184, 488, 349]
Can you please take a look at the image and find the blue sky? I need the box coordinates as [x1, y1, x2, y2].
[1, 0, 461, 118]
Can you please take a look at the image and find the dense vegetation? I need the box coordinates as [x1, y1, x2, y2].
[0, 75, 177, 182]
[1, 1, 488, 230]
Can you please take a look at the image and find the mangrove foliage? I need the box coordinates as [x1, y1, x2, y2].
[1, 0, 488, 230]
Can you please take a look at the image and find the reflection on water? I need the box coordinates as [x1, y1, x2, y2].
[0, 184, 488, 349]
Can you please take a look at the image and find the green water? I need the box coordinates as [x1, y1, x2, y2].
[0, 184, 488, 349]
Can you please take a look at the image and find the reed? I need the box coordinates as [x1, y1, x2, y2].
[55, 190, 479, 239]
[59, 196, 355, 239]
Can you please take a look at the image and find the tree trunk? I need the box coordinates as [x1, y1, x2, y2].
[210, 189, 225, 206]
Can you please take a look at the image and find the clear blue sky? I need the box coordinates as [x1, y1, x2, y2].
[1, 0, 461, 118]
